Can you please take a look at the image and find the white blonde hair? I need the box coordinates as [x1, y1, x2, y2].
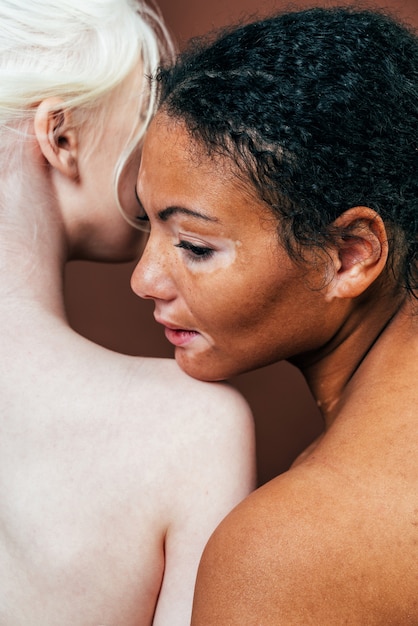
[0, 0, 174, 212]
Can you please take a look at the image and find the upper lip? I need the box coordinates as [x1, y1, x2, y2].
[154, 314, 189, 331]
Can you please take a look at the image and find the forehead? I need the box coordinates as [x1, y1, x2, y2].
[138, 111, 264, 212]
[141, 112, 229, 176]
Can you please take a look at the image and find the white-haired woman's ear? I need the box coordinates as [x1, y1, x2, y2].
[34, 98, 79, 180]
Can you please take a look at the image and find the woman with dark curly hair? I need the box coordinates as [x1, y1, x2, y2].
[131, 6, 418, 623]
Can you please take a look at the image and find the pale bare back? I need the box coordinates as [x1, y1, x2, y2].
[0, 2, 256, 620]
[0, 315, 254, 625]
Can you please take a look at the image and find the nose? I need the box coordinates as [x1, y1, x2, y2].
[131, 237, 176, 302]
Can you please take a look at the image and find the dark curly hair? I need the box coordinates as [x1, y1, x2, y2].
[154, 7, 418, 295]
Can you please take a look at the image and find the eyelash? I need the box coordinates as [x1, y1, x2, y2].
[175, 240, 215, 261]
[135, 214, 151, 232]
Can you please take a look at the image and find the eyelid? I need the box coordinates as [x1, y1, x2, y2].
[133, 186, 151, 231]
[175, 239, 215, 261]
[134, 186, 147, 213]
[135, 214, 150, 232]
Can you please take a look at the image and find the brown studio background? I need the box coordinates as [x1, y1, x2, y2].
[65, 0, 418, 487]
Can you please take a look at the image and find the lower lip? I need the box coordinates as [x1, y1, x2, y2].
[164, 327, 200, 347]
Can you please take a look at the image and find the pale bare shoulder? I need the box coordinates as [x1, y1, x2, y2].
[0, 334, 255, 625]
[192, 456, 418, 625]
[119, 355, 255, 472]
[124, 354, 252, 422]
[116, 355, 257, 625]
[67, 342, 256, 509]
[118, 354, 257, 534]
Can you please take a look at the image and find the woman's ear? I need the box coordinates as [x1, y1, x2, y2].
[34, 97, 79, 179]
[324, 206, 389, 301]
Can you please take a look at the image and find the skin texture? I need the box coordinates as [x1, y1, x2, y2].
[131, 112, 418, 624]
[132, 115, 342, 382]
[0, 73, 256, 624]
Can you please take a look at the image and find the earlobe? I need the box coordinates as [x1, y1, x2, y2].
[325, 206, 389, 301]
[34, 97, 79, 180]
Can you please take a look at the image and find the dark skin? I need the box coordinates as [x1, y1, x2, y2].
[192, 173, 417, 624]
[132, 113, 418, 625]
[192, 298, 418, 624]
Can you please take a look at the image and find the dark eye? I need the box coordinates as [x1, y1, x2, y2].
[175, 240, 214, 261]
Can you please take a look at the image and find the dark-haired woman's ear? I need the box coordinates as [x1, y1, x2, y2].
[324, 206, 389, 301]
[34, 97, 79, 180]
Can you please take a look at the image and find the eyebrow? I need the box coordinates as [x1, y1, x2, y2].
[158, 206, 219, 223]
[134, 186, 219, 224]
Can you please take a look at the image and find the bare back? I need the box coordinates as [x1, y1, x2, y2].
[0, 317, 255, 625]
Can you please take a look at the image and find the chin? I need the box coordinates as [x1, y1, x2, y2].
[175, 346, 283, 382]
[175, 352, 241, 383]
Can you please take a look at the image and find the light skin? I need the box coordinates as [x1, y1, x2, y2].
[131, 111, 418, 624]
[0, 78, 255, 625]
[34, 76, 143, 262]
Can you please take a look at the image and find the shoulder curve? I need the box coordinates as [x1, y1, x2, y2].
[193, 465, 418, 625]
[126, 356, 254, 426]
[191, 472, 331, 623]
[121, 354, 256, 476]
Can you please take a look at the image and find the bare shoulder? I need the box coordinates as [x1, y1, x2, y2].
[118, 356, 256, 626]
[99, 352, 256, 501]
[138, 355, 248, 406]
[74, 339, 253, 436]
[122, 355, 255, 447]
[47, 336, 255, 508]
[63, 339, 255, 493]
[0, 334, 255, 625]
[192, 460, 418, 625]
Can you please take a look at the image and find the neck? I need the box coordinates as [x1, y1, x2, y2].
[293, 283, 409, 429]
[0, 127, 73, 323]
[0, 156, 69, 323]
[0, 228, 68, 323]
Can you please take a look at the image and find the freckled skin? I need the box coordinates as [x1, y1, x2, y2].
[132, 114, 344, 381]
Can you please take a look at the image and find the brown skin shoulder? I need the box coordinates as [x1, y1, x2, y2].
[192, 442, 418, 625]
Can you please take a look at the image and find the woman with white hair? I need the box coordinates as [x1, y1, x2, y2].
[0, 2, 255, 624]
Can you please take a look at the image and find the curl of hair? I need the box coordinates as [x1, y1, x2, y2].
[155, 7, 418, 295]
[0, 0, 174, 214]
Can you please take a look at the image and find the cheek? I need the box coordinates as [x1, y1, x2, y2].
[176, 241, 241, 316]
[189, 261, 283, 334]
